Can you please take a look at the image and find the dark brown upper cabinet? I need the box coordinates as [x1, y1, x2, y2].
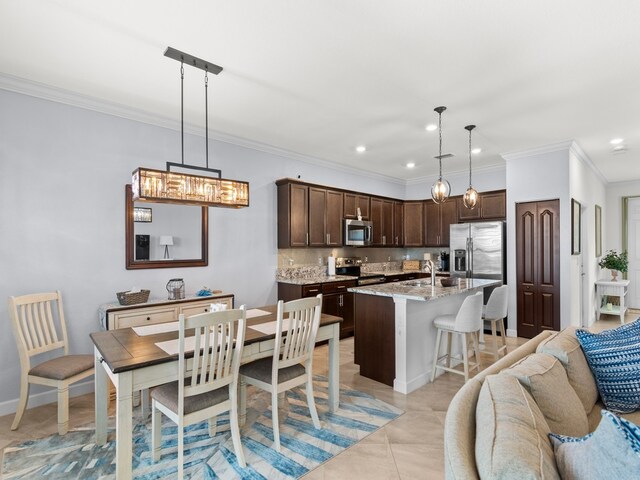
[278, 182, 309, 247]
[344, 193, 370, 220]
[309, 187, 343, 247]
[457, 190, 506, 221]
[370, 197, 394, 246]
[424, 199, 458, 247]
[403, 201, 424, 247]
[393, 201, 404, 247]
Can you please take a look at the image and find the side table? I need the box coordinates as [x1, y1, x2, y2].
[595, 279, 630, 323]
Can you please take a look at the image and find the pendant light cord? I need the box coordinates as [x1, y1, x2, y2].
[468, 128, 472, 187]
[438, 110, 443, 180]
[205, 67, 209, 169]
[180, 62, 184, 165]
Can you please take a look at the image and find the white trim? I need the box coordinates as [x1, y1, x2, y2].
[506, 328, 518, 338]
[0, 72, 405, 185]
[0, 378, 94, 417]
[569, 141, 608, 185]
[405, 163, 506, 186]
[501, 140, 574, 161]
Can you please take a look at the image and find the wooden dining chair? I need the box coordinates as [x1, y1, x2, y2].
[8, 291, 94, 435]
[240, 295, 323, 452]
[151, 306, 247, 477]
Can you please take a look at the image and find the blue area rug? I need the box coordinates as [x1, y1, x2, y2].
[1, 377, 403, 479]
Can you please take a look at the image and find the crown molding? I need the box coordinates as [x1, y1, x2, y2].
[404, 162, 506, 186]
[501, 140, 574, 161]
[568, 141, 608, 185]
[0, 72, 405, 185]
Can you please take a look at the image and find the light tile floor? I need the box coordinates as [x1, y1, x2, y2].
[1, 310, 638, 479]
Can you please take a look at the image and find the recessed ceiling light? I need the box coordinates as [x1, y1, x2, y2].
[425, 124, 437, 131]
[406, 162, 415, 168]
[356, 145, 366, 153]
[471, 148, 482, 154]
[610, 138, 624, 145]
[612, 144, 626, 151]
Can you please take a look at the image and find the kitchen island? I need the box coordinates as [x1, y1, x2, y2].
[349, 278, 499, 394]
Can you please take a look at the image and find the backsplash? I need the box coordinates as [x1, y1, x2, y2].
[277, 247, 446, 269]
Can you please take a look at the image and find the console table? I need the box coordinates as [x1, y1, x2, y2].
[98, 293, 234, 330]
[595, 279, 630, 323]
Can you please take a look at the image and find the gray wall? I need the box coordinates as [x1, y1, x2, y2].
[0, 89, 405, 412]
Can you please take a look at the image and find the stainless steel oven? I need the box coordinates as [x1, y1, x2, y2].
[344, 219, 373, 246]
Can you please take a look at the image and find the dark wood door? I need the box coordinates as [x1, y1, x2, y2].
[439, 200, 458, 246]
[424, 200, 440, 246]
[516, 199, 561, 338]
[308, 187, 327, 247]
[403, 201, 424, 246]
[326, 190, 343, 246]
[393, 201, 404, 246]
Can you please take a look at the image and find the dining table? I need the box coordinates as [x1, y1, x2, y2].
[90, 304, 342, 479]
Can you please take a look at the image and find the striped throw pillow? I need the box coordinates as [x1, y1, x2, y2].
[576, 319, 640, 413]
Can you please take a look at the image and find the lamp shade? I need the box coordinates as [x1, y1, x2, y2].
[159, 235, 174, 246]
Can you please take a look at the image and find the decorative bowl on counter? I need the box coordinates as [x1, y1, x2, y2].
[440, 277, 458, 287]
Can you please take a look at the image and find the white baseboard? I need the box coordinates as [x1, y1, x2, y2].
[506, 328, 518, 338]
[0, 379, 95, 417]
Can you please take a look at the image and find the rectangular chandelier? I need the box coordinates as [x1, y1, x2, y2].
[131, 167, 250, 208]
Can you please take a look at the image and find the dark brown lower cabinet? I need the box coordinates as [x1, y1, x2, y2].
[354, 293, 396, 386]
[516, 199, 561, 338]
[323, 292, 355, 338]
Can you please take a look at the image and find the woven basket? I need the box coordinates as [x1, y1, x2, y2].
[116, 289, 150, 306]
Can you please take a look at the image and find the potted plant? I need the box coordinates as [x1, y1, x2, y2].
[598, 250, 628, 281]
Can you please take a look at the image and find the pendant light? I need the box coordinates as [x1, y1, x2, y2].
[463, 124, 479, 209]
[131, 47, 249, 208]
[431, 106, 451, 204]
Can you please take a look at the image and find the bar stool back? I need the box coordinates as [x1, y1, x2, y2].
[483, 285, 509, 359]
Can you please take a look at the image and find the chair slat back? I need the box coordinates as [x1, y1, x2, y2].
[178, 306, 247, 400]
[276, 295, 322, 370]
[8, 291, 68, 361]
[485, 285, 509, 320]
[454, 292, 484, 333]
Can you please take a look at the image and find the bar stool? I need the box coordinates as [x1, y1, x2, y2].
[483, 285, 508, 360]
[430, 292, 483, 383]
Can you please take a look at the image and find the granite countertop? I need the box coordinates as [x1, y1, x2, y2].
[277, 275, 358, 285]
[348, 278, 499, 301]
[367, 269, 451, 276]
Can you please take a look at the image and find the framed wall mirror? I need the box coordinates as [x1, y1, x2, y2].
[125, 184, 208, 269]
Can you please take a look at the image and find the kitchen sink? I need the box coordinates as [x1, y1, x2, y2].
[403, 280, 433, 287]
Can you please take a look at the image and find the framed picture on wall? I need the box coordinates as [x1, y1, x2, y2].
[571, 199, 581, 255]
[595, 204, 602, 257]
[133, 207, 152, 223]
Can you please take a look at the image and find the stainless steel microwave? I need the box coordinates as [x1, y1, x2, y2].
[344, 219, 373, 246]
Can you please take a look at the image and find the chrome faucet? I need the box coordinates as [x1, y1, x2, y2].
[424, 260, 436, 286]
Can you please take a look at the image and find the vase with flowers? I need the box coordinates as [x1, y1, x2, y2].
[598, 250, 628, 281]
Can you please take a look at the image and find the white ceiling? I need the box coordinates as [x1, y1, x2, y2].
[1, 0, 640, 183]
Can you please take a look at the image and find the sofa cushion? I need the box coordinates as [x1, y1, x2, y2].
[588, 401, 640, 432]
[502, 353, 589, 437]
[476, 374, 560, 480]
[550, 410, 640, 480]
[536, 327, 598, 414]
[576, 320, 640, 413]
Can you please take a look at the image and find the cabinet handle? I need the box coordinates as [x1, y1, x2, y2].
[396, 236, 398, 245]
[146, 316, 151, 321]
[306, 233, 309, 245]
[204, 308, 208, 312]
[337, 285, 345, 289]
[327, 233, 330, 244]
[383, 235, 386, 245]
[308, 288, 319, 293]
[339, 294, 343, 307]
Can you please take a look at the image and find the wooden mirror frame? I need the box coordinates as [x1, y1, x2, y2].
[125, 184, 208, 269]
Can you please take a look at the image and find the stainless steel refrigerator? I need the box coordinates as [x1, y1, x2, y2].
[450, 221, 506, 282]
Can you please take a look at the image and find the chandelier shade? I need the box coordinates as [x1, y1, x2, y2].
[132, 167, 249, 208]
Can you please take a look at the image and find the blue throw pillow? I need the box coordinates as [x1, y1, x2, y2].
[549, 410, 640, 480]
[576, 319, 640, 413]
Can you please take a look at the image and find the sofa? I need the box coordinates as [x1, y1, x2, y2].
[444, 327, 640, 479]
